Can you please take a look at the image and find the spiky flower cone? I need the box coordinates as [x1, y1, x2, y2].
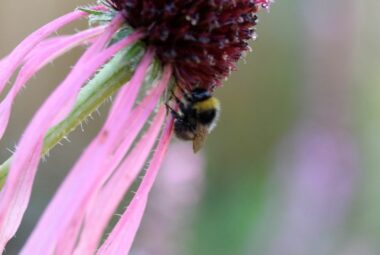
[107, 0, 269, 90]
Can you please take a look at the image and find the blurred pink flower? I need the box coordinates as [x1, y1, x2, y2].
[268, 127, 357, 255]
[247, 1, 359, 254]
[0, 1, 271, 253]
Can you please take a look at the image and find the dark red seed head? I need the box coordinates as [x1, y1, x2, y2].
[106, 0, 269, 90]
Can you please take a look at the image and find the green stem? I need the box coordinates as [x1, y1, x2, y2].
[0, 43, 149, 188]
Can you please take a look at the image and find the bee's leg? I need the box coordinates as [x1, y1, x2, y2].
[176, 84, 193, 102]
[171, 92, 182, 104]
[176, 100, 188, 115]
[168, 87, 187, 105]
[167, 87, 176, 101]
[165, 102, 181, 119]
[168, 91, 189, 115]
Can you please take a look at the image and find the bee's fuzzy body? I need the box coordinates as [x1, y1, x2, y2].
[169, 88, 220, 152]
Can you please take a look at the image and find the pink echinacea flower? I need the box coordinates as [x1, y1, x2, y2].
[0, 1, 271, 253]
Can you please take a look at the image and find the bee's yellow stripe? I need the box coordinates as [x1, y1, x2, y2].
[193, 97, 220, 111]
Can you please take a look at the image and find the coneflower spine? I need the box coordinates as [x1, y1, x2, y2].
[105, 0, 266, 90]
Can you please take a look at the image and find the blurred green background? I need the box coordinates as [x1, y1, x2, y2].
[1, 0, 380, 254]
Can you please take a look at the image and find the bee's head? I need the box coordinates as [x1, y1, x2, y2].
[190, 88, 212, 102]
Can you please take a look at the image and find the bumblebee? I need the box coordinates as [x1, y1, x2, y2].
[167, 87, 220, 153]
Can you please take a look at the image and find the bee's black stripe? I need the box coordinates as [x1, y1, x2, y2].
[198, 109, 216, 126]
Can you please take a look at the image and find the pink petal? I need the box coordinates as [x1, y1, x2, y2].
[21, 55, 169, 255]
[56, 65, 171, 255]
[74, 106, 166, 255]
[0, 58, 6, 69]
[54, 52, 155, 254]
[97, 115, 174, 255]
[132, 142, 205, 255]
[0, 21, 139, 251]
[0, 8, 94, 96]
[49, 15, 127, 126]
[0, 26, 105, 140]
[102, 48, 155, 127]
[78, 14, 124, 63]
[26, 26, 105, 62]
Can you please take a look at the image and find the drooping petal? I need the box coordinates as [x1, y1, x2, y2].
[132, 142, 205, 255]
[56, 65, 171, 255]
[53, 51, 157, 254]
[25, 26, 103, 61]
[0, 21, 140, 251]
[49, 14, 126, 126]
[74, 98, 167, 254]
[21, 55, 169, 255]
[27, 26, 105, 61]
[100, 196, 148, 255]
[0, 7, 100, 95]
[77, 14, 123, 63]
[97, 115, 174, 255]
[0, 58, 6, 69]
[0, 26, 105, 140]
[74, 107, 165, 254]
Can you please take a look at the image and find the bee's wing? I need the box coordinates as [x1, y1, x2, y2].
[192, 125, 209, 153]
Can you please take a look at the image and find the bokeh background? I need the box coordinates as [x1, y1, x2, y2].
[1, 0, 379, 254]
